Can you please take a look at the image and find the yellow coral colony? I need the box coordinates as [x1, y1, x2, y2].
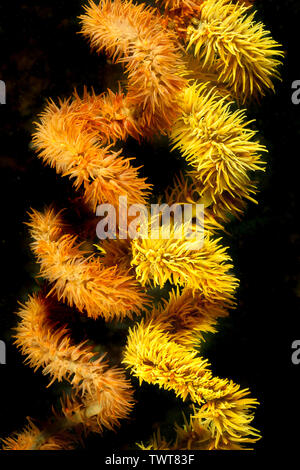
[2, 0, 283, 450]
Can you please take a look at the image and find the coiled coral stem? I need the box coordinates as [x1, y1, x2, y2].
[14, 293, 133, 406]
[131, 221, 238, 306]
[32, 96, 151, 211]
[170, 82, 266, 217]
[2, 391, 134, 450]
[123, 320, 259, 449]
[79, 0, 187, 134]
[27, 208, 149, 320]
[146, 287, 229, 349]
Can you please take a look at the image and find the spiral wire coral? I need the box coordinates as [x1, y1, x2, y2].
[2, 0, 283, 451]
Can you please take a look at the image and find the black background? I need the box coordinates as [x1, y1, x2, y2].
[0, 0, 299, 458]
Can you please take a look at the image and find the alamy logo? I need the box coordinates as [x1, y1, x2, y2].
[291, 340, 300, 365]
[95, 196, 204, 250]
[0, 340, 6, 364]
[291, 80, 300, 105]
[0, 80, 6, 104]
